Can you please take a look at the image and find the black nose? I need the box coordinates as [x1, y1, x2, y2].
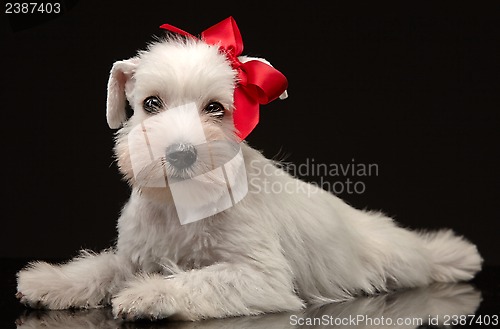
[165, 143, 197, 169]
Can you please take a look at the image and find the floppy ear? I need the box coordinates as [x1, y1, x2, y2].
[106, 58, 139, 129]
[238, 56, 288, 100]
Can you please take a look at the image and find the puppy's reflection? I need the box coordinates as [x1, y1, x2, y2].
[16, 283, 481, 329]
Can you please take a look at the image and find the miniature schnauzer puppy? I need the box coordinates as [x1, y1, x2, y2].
[17, 17, 482, 321]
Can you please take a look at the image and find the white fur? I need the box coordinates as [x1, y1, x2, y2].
[15, 283, 481, 328]
[17, 36, 482, 321]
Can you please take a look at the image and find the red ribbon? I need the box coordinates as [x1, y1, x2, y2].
[160, 17, 288, 140]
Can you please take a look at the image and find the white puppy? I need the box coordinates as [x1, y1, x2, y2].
[17, 17, 482, 321]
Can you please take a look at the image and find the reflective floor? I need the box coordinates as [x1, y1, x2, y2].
[2, 259, 498, 328]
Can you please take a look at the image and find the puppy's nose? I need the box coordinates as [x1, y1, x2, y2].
[165, 143, 197, 169]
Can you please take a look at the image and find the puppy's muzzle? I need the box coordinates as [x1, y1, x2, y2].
[165, 143, 197, 169]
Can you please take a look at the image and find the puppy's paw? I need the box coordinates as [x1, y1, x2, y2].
[17, 262, 65, 309]
[112, 275, 176, 321]
[17, 261, 104, 309]
[16, 290, 45, 310]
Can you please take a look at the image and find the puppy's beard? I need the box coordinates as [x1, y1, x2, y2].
[127, 103, 248, 224]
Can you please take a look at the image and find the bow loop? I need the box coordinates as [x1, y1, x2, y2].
[240, 60, 287, 104]
[201, 17, 244, 56]
[160, 17, 287, 140]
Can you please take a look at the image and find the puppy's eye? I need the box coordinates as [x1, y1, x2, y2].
[203, 102, 225, 119]
[143, 96, 163, 113]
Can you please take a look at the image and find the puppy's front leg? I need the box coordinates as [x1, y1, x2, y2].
[17, 250, 134, 309]
[113, 262, 304, 321]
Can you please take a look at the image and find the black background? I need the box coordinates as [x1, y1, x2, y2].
[1, 1, 499, 265]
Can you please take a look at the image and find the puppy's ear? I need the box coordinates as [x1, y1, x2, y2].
[106, 58, 139, 129]
[238, 56, 288, 100]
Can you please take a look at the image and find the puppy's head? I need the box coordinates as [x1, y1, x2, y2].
[107, 37, 266, 214]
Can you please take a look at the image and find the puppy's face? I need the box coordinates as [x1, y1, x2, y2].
[107, 38, 246, 209]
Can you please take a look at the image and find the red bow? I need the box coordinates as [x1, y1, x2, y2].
[160, 17, 288, 140]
